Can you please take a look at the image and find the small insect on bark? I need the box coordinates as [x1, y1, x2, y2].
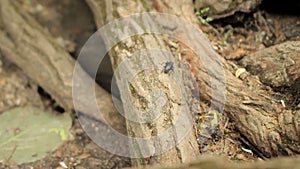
[163, 61, 174, 74]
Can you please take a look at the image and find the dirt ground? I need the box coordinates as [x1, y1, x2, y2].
[0, 0, 299, 168]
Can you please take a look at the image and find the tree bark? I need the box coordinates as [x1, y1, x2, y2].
[1, 0, 300, 168]
[86, 0, 300, 161]
[240, 41, 300, 90]
[149, 0, 300, 158]
[194, 0, 262, 19]
[86, 0, 201, 166]
[0, 0, 126, 132]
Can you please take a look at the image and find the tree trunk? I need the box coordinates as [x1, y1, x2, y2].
[154, 0, 300, 158]
[194, 0, 263, 19]
[86, 0, 300, 162]
[86, 0, 201, 166]
[240, 41, 300, 90]
[1, 0, 300, 168]
[0, 0, 126, 133]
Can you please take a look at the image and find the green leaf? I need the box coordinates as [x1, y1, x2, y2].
[0, 107, 72, 164]
[200, 7, 210, 14]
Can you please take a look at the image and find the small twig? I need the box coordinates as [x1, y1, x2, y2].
[5, 144, 17, 163]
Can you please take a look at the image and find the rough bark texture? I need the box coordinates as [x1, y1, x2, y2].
[0, 0, 73, 111]
[240, 41, 300, 155]
[1, 0, 300, 168]
[0, 0, 125, 132]
[86, 0, 300, 163]
[240, 41, 300, 90]
[153, 0, 300, 158]
[194, 0, 262, 19]
[86, 0, 201, 166]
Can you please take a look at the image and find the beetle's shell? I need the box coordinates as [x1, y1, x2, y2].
[164, 61, 174, 73]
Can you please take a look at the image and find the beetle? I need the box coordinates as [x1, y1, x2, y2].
[163, 61, 174, 74]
